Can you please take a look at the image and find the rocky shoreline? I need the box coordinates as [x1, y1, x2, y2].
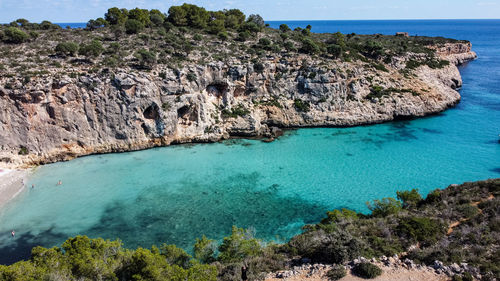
[0, 43, 476, 169]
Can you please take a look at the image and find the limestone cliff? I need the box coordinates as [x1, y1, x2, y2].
[0, 43, 476, 168]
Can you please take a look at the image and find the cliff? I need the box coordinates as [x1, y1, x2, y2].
[0, 41, 476, 168]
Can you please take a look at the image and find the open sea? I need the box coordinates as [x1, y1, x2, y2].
[0, 20, 499, 264]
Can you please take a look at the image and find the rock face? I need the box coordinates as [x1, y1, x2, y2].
[0, 43, 476, 168]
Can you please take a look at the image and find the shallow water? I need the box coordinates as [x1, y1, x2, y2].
[0, 20, 499, 264]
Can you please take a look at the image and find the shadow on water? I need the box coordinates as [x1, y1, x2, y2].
[83, 172, 330, 252]
[0, 227, 68, 265]
[490, 168, 500, 174]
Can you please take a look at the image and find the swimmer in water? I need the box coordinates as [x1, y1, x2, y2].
[11, 230, 15, 237]
[32, 184, 35, 189]
[57, 180, 62, 186]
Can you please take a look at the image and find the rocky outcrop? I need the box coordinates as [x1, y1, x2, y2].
[0, 43, 476, 168]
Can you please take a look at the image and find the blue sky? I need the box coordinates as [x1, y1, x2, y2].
[1, 0, 499, 23]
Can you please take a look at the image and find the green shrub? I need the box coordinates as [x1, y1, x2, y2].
[352, 263, 382, 279]
[300, 38, 320, 54]
[294, 99, 310, 112]
[159, 244, 191, 268]
[327, 44, 342, 58]
[396, 217, 445, 245]
[55, 42, 79, 56]
[18, 146, 28, 155]
[134, 49, 156, 69]
[279, 24, 291, 32]
[366, 197, 402, 217]
[79, 40, 104, 58]
[2, 27, 28, 43]
[125, 19, 144, 34]
[218, 31, 229, 41]
[457, 204, 479, 219]
[194, 235, 216, 263]
[396, 189, 422, 208]
[326, 265, 347, 280]
[425, 189, 442, 204]
[186, 72, 197, 82]
[259, 37, 272, 47]
[218, 226, 262, 263]
[321, 208, 359, 224]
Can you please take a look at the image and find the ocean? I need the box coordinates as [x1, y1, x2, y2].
[1, 20, 499, 264]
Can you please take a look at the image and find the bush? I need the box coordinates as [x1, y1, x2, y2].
[125, 19, 144, 34]
[218, 31, 229, 41]
[352, 263, 382, 279]
[326, 265, 347, 280]
[218, 226, 262, 263]
[294, 99, 310, 112]
[300, 38, 320, 54]
[55, 42, 79, 57]
[396, 217, 445, 245]
[194, 235, 216, 264]
[366, 197, 402, 217]
[279, 24, 291, 32]
[327, 44, 342, 58]
[79, 40, 104, 58]
[135, 49, 156, 69]
[2, 27, 29, 43]
[396, 189, 422, 208]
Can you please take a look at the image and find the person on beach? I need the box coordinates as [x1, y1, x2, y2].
[11, 230, 15, 237]
[241, 265, 248, 281]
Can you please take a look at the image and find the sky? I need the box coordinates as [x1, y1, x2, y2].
[0, 0, 499, 23]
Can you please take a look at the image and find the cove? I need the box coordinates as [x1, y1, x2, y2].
[1, 20, 499, 265]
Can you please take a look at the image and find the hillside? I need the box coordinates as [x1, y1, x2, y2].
[0, 179, 498, 280]
[0, 4, 476, 168]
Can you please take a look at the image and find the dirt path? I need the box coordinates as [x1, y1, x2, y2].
[265, 263, 449, 281]
[447, 193, 495, 235]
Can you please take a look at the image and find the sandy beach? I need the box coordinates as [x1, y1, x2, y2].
[0, 168, 29, 208]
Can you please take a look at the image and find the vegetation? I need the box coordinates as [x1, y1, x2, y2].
[352, 263, 382, 279]
[0, 179, 498, 280]
[0, 3, 461, 83]
[326, 264, 347, 280]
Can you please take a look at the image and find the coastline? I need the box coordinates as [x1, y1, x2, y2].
[0, 168, 29, 209]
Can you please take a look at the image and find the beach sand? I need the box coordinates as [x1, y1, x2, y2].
[0, 169, 29, 208]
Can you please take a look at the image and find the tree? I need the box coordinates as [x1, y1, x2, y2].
[247, 14, 265, 27]
[168, 6, 188, 26]
[159, 244, 191, 269]
[2, 27, 29, 43]
[105, 7, 128, 25]
[396, 189, 422, 208]
[218, 226, 262, 263]
[279, 24, 291, 32]
[79, 40, 104, 58]
[224, 9, 245, 29]
[300, 38, 320, 54]
[193, 235, 216, 264]
[86, 18, 107, 30]
[366, 197, 402, 217]
[125, 19, 144, 34]
[129, 8, 151, 27]
[150, 9, 166, 27]
[55, 42, 79, 56]
[207, 11, 226, 34]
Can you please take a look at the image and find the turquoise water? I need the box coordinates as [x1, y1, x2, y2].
[1, 20, 499, 264]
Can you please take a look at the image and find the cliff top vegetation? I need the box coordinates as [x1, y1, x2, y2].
[0, 4, 465, 82]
